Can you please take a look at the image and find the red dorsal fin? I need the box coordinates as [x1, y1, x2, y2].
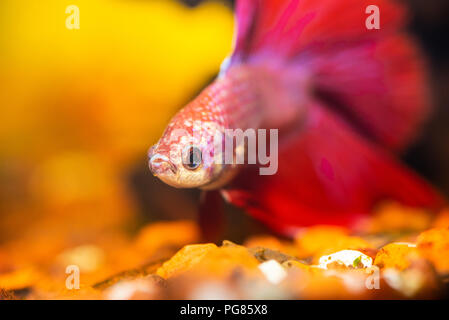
[233, 0, 404, 60]
[231, 0, 431, 151]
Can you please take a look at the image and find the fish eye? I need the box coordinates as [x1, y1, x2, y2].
[182, 146, 202, 170]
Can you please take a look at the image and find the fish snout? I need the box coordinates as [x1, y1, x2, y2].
[148, 149, 177, 176]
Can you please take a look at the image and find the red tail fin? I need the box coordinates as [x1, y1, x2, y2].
[223, 104, 445, 236]
[232, 0, 431, 151]
[221, 0, 443, 235]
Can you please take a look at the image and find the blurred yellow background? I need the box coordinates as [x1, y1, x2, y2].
[0, 0, 234, 242]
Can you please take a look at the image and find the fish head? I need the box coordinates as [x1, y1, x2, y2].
[148, 99, 229, 189]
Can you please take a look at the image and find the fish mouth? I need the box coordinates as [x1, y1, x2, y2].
[148, 148, 177, 176]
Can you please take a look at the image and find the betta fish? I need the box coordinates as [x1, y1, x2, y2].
[148, 0, 445, 238]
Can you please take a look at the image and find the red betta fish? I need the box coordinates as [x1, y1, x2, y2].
[148, 0, 445, 237]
